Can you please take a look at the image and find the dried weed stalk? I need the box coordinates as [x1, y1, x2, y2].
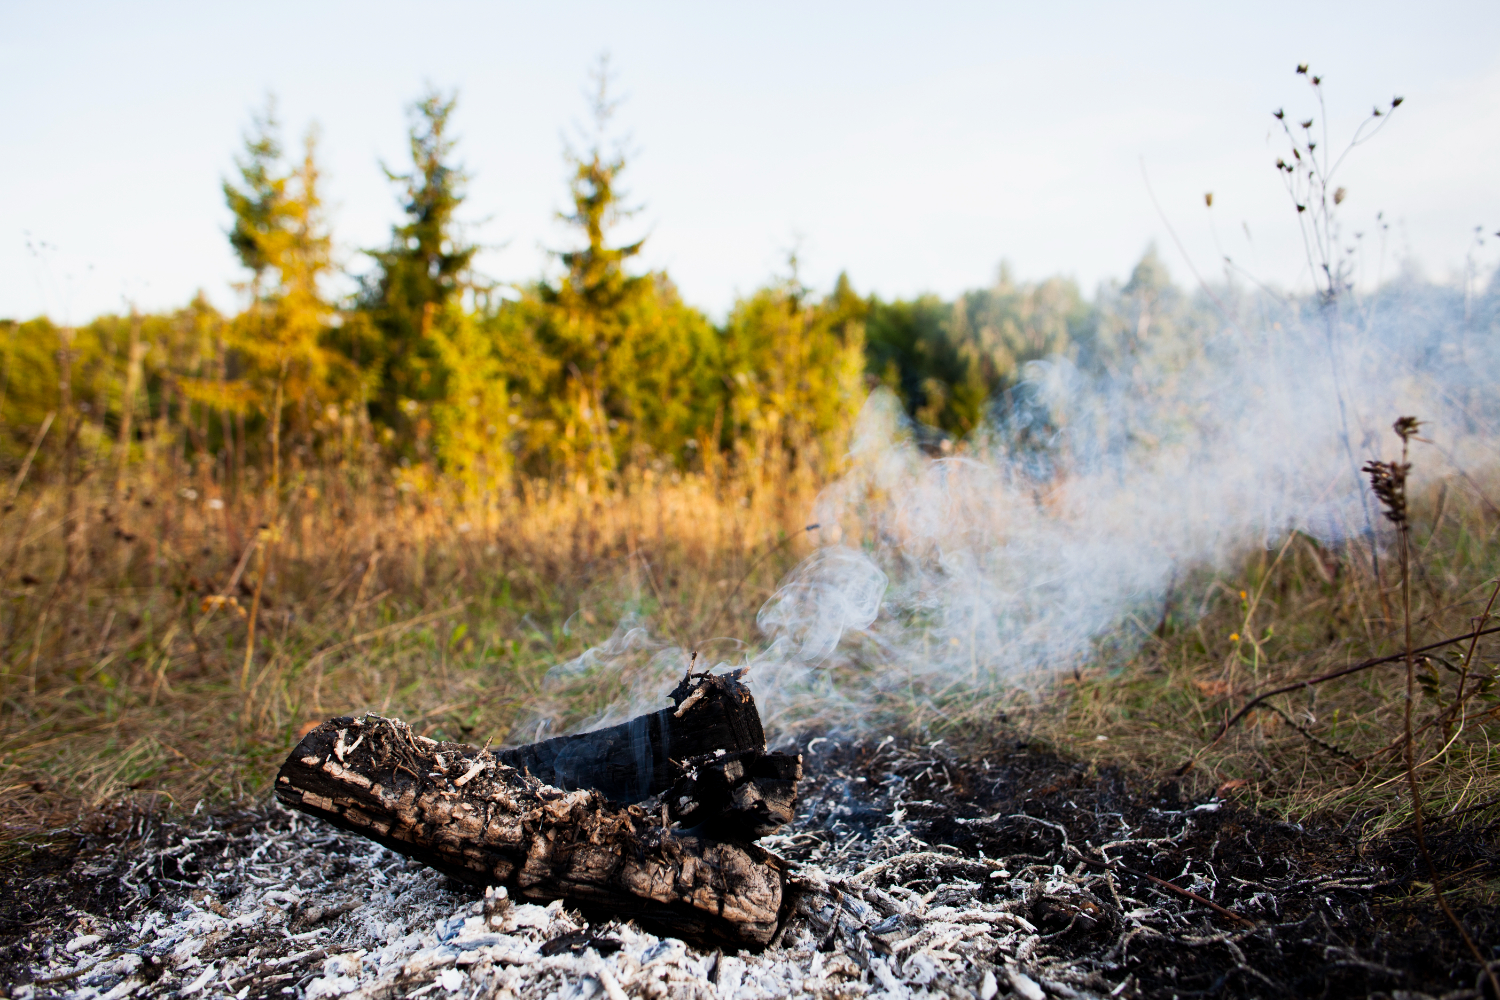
[1367, 416, 1496, 995]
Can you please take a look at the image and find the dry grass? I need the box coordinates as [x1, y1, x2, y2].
[1001, 472, 1500, 843]
[0, 453, 822, 834]
[4, 434, 1500, 866]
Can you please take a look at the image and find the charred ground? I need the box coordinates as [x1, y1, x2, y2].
[2, 733, 1498, 999]
[779, 734, 1500, 998]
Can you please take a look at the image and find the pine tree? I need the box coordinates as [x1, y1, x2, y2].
[219, 106, 337, 499]
[531, 59, 718, 488]
[1091, 245, 1198, 373]
[358, 88, 479, 440]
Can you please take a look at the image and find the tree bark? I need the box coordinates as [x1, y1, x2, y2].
[274, 673, 800, 948]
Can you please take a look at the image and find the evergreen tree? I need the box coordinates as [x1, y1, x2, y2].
[358, 88, 480, 438]
[219, 107, 338, 496]
[1091, 245, 1198, 374]
[223, 100, 285, 300]
[955, 266, 1089, 386]
[720, 270, 867, 482]
[865, 294, 950, 407]
[531, 60, 718, 487]
[864, 266, 1094, 442]
[428, 306, 515, 498]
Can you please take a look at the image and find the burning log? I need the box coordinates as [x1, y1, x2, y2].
[274, 673, 801, 947]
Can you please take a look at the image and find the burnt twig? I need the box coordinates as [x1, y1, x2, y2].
[1068, 850, 1254, 927]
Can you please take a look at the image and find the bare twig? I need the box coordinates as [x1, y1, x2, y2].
[239, 528, 274, 693]
[1376, 417, 1498, 999]
[1070, 850, 1253, 927]
[1445, 579, 1500, 741]
[7, 411, 55, 502]
[697, 523, 820, 646]
[1392, 792, 1500, 834]
[1263, 703, 1359, 762]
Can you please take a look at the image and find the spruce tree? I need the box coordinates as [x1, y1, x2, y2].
[223, 100, 286, 300]
[220, 106, 337, 498]
[359, 88, 479, 438]
[531, 59, 718, 487]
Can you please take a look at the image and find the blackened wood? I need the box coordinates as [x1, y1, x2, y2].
[491, 672, 765, 803]
[666, 749, 802, 839]
[273, 675, 799, 947]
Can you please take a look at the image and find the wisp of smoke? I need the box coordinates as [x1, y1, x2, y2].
[543, 277, 1500, 739]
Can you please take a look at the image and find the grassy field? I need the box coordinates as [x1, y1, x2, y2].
[0, 452, 824, 829]
[3, 440, 1499, 873]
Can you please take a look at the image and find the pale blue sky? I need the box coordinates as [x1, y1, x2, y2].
[4, 1, 1497, 323]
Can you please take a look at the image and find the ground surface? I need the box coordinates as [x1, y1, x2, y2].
[3, 734, 1497, 999]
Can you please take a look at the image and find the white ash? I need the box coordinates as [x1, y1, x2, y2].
[10, 741, 1334, 1000]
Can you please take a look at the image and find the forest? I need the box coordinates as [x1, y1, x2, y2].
[0, 86, 1222, 501]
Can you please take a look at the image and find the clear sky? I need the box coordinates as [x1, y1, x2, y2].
[4, 1, 1497, 323]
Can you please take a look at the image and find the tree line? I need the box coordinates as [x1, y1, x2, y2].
[0, 81, 1213, 501]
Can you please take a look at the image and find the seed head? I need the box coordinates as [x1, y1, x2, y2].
[1363, 459, 1409, 526]
[1365, 417, 1423, 526]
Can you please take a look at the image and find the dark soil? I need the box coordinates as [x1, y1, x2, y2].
[778, 734, 1500, 998]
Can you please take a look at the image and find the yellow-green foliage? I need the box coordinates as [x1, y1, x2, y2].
[0, 81, 1195, 506]
[862, 266, 1096, 439]
[2, 306, 222, 465]
[429, 307, 514, 498]
[523, 104, 725, 489]
[720, 275, 868, 482]
[222, 123, 343, 489]
[949, 265, 1092, 387]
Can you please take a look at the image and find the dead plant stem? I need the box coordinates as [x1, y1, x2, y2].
[8, 411, 55, 503]
[1447, 579, 1500, 743]
[239, 530, 273, 694]
[698, 523, 818, 647]
[1212, 623, 1500, 742]
[1396, 430, 1497, 997]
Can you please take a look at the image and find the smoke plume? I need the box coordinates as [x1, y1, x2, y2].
[548, 275, 1500, 739]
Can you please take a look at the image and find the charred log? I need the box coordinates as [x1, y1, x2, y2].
[273, 675, 799, 947]
[493, 672, 765, 803]
[666, 749, 802, 839]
